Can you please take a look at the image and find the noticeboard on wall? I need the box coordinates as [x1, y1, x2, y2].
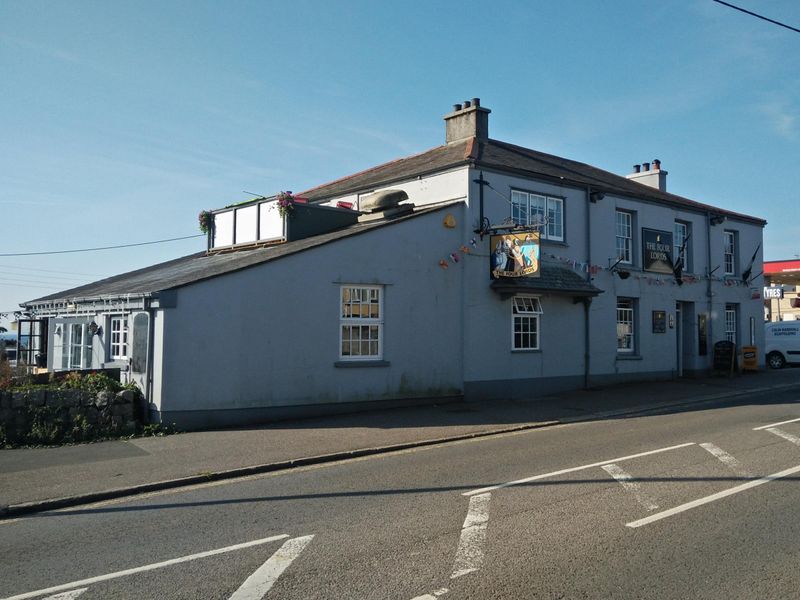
[652, 310, 667, 333]
[490, 232, 540, 279]
[642, 228, 674, 275]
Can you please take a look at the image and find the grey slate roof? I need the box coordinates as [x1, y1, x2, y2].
[24, 202, 459, 306]
[489, 263, 603, 298]
[301, 138, 765, 226]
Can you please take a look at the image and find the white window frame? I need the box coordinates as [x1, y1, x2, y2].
[512, 295, 543, 350]
[510, 190, 564, 241]
[674, 221, 689, 272]
[60, 321, 91, 370]
[725, 304, 738, 344]
[617, 298, 635, 353]
[109, 316, 128, 360]
[723, 231, 736, 276]
[616, 211, 633, 264]
[339, 285, 383, 360]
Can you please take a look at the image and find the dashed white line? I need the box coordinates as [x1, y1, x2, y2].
[0, 534, 290, 600]
[626, 463, 800, 528]
[753, 417, 800, 431]
[410, 588, 449, 600]
[766, 427, 800, 446]
[229, 535, 314, 600]
[601, 463, 659, 511]
[699, 443, 752, 479]
[451, 493, 491, 579]
[464, 442, 695, 496]
[43, 590, 87, 600]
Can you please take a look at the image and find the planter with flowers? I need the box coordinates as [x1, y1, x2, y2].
[274, 191, 296, 218]
[198, 210, 213, 234]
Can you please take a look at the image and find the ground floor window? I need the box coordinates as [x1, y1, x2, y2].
[109, 316, 128, 359]
[617, 298, 636, 353]
[340, 285, 383, 360]
[512, 296, 542, 350]
[725, 304, 738, 344]
[60, 322, 91, 370]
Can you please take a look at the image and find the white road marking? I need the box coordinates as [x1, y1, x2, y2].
[699, 443, 752, 478]
[464, 442, 696, 496]
[0, 534, 290, 600]
[626, 463, 800, 528]
[451, 493, 491, 579]
[410, 588, 449, 600]
[753, 417, 800, 431]
[766, 427, 800, 446]
[601, 463, 659, 511]
[43, 591, 87, 600]
[229, 535, 314, 600]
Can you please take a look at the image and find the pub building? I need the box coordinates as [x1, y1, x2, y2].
[21, 100, 765, 428]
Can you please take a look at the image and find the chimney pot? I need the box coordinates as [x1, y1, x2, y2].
[633, 164, 641, 173]
[463, 100, 471, 108]
[653, 159, 661, 170]
[453, 103, 463, 111]
[472, 97, 480, 107]
[642, 162, 650, 171]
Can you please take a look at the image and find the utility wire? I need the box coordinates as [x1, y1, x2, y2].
[711, 0, 800, 34]
[0, 234, 204, 257]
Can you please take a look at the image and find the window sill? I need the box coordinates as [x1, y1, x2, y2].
[335, 360, 391, 368]
[541, 240, 568, 247]
[616, 354, 642, 361]
[511, 349, 542, 353]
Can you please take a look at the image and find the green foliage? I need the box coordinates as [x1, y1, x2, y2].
[58, 371, 122, 394]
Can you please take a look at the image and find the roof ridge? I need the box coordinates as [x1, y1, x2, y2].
[298, 142, 452, 197]
[485, 139, 764, 224]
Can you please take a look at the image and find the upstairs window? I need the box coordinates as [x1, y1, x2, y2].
[512, 296, 543, 350]
[674, 221, 690, 272]
[616, 211, 633, 263]
[723, 231, 737, 275]
[340, 285, 383, 360]
[511, 190, 564, 241]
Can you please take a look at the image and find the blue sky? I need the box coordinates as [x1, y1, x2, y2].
[1, 0, 798, 326]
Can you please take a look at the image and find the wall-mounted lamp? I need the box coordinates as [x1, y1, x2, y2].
[88, 321, 103, 337]
[709, 214, 726, 226]
[54, 325, 62, 337]
[589, 191, 605, 203]
[616, 270, 631, 279]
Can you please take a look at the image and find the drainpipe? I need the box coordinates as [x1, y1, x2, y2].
[584, 186, 593, 389]
[145, 301, 156, 424]
[706, 212, 714, 351]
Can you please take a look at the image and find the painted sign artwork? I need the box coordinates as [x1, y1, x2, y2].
[490, 232, 540, 279]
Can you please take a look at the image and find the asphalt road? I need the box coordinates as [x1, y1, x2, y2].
[2, 389, 800, 600]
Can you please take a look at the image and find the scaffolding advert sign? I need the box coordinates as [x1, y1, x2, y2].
[490, 232, 540, 279]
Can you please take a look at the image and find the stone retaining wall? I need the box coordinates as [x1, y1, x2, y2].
[0, 388, 142, 446]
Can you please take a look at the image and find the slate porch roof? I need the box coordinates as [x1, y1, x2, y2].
[489, 263, 603, 299]
[301, 137, 765, 226]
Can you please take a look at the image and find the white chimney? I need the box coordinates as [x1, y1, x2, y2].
[626, 158, 667, 192]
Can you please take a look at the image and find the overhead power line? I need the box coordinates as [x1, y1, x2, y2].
[712, 0, 800, 34]
[0, 234, 204, 257]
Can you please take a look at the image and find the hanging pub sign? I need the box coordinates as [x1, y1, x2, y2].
[490, 232, 540, 279]
[642, 228, 674, 275]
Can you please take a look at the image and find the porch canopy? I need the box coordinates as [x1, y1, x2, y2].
[490, 263, 603, 300]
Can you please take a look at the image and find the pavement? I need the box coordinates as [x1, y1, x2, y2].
[2, 368, 800, 518]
